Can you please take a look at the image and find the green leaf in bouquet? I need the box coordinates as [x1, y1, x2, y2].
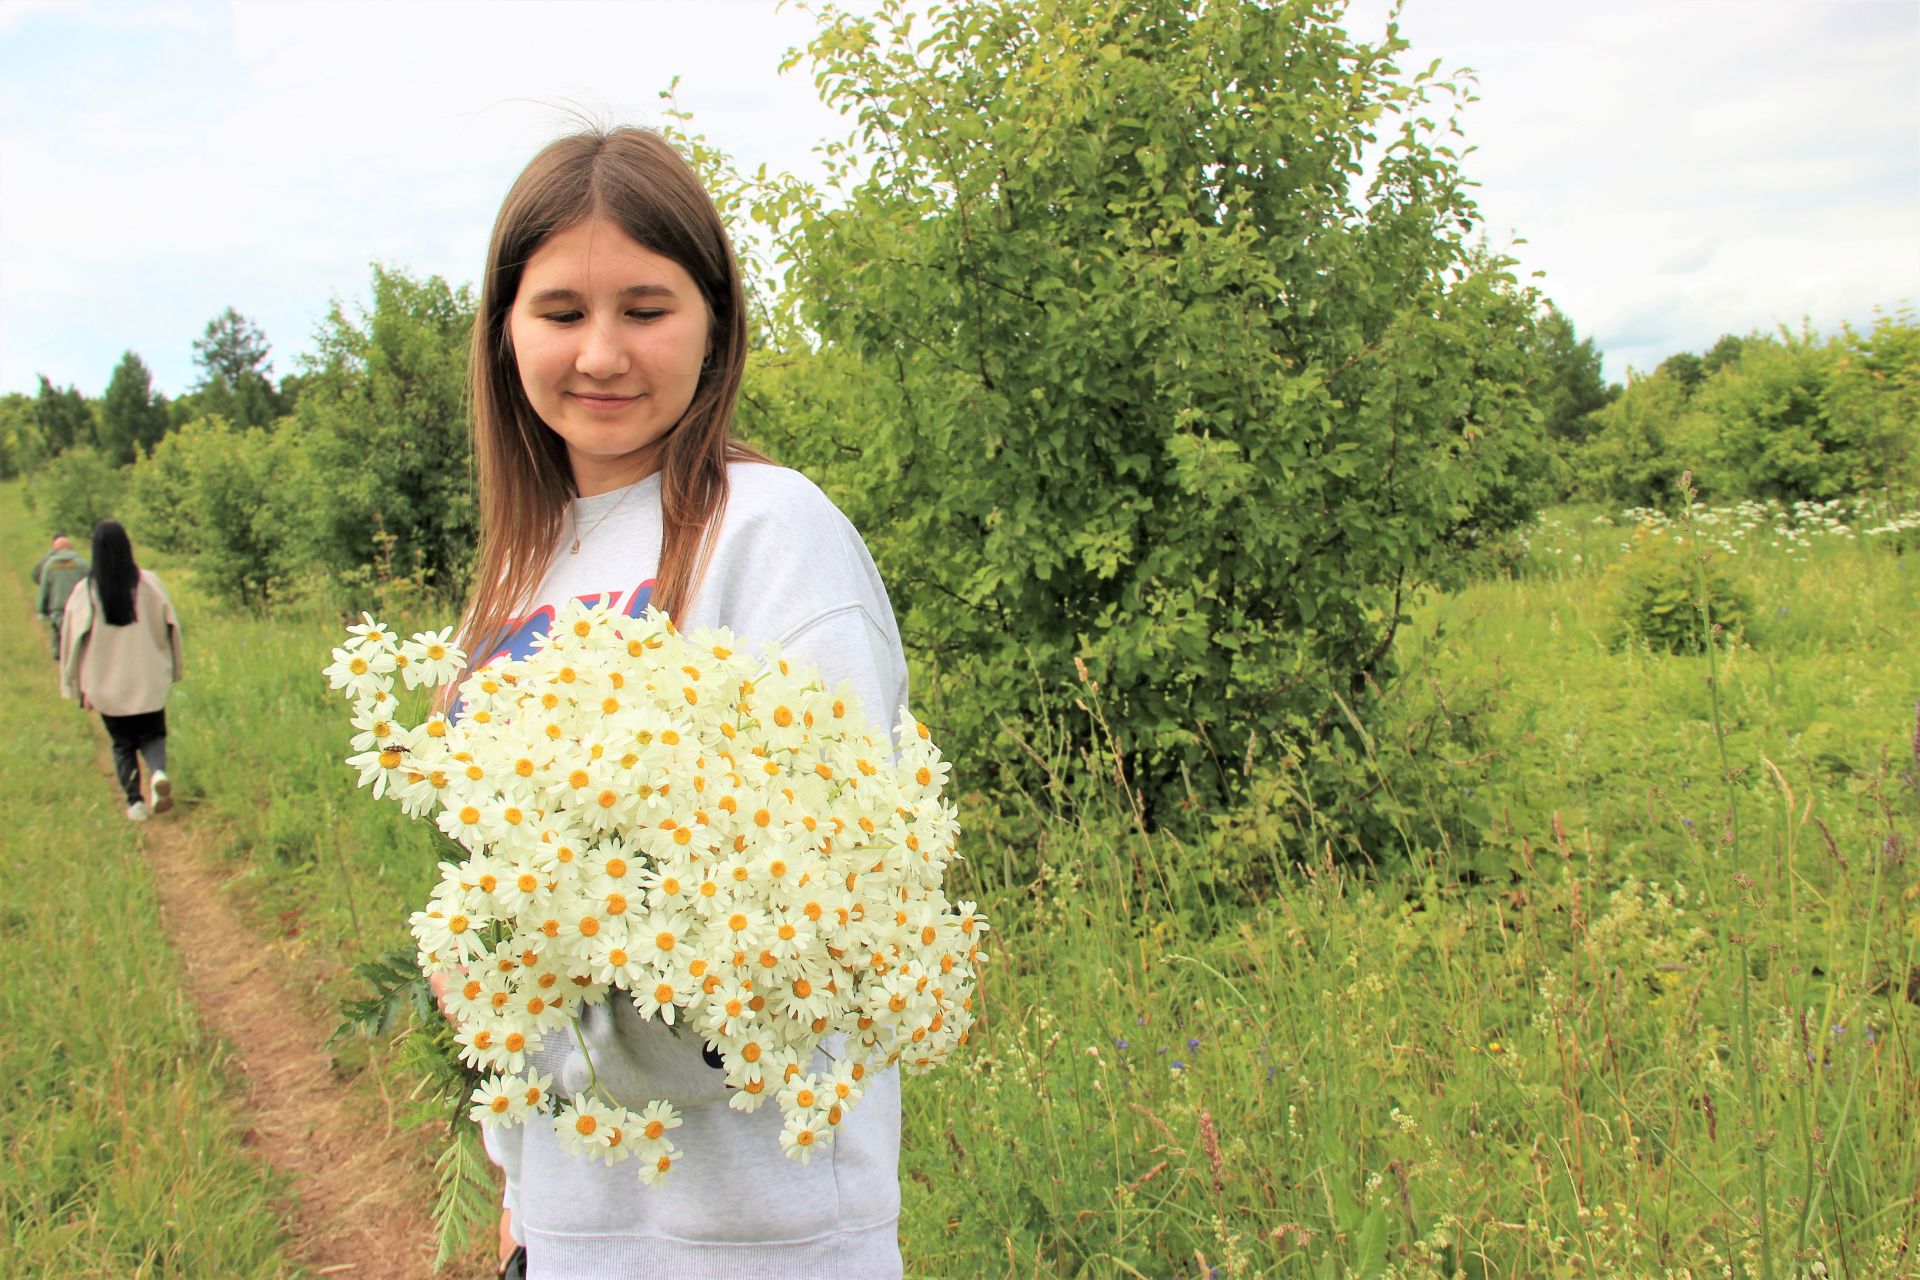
[328, 942, 437, 1046]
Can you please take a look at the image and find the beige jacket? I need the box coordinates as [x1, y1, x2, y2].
[60, 570, 185, 716]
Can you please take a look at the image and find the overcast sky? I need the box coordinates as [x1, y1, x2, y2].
[1, 0, 1915, 399]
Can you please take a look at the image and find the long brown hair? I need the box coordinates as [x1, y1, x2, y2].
[458, 126, 770, 658]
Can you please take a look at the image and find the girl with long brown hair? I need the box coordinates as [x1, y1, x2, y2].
[456, 126, 909, 1278]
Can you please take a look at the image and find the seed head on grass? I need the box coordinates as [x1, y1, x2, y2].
[1198, 1107, 1223, 1194]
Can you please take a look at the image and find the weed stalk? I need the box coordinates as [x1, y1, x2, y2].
[1681, 472, 1774, 1280]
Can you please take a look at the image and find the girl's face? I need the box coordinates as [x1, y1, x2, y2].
[508, 215, 712, 496]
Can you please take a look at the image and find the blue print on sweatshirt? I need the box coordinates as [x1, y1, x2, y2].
[479, 578, 656, 669]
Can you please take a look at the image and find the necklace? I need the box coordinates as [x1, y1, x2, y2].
[570, 480, 640, 554]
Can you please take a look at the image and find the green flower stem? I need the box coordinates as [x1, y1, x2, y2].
[570, 1014, 622, 1111]
[1683, 477, 1774, 1280]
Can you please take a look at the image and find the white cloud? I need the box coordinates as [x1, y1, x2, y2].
[1345, 0, 1920, 380]
[2, 0, 1915, 395]
[0, 0, 854, 394]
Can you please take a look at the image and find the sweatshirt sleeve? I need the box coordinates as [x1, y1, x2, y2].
[59, 588, 90, 702]
[772, 602, 911, 753]
[703, 467, 911, 747]
[164, 591, 185, 682]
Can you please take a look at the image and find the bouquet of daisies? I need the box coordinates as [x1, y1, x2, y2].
[324, 599, 987, 1183]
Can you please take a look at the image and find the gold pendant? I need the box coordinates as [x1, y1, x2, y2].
[570, 538, 582, 555]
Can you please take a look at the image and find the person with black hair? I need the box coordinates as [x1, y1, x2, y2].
[59, 520, 185, 821]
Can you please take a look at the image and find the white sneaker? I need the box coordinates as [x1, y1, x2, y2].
[127, 801, 150, 821]
[151, 771, 174, 815]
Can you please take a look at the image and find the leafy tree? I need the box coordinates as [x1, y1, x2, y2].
[1701, 332, 1745, 377]
[1575, 368, 1710, 504]
[759, 0, 1548, 840]
[97, 350, 171, 465]
[189, 307, 283, 429]
[1577, 316, 1917, 504]
[126, 416, 301, 607]
[1694, 329, 1861, 501]
[1825, 307, 1919, 493]
[0, 392, 41, 479]
[294, 265, 477, 590]
[193, 306, 272, 386]
[33, 375, 95, 457]
[1530, 302, 1613, 444]
[1655, 350, 1705, 394]
[23, 446, 123, 537]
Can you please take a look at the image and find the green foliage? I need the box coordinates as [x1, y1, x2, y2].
[187, 307, 283, 430]
[97, 350, 171, 466]
[330, 944, 438, 1044]
[34, 374, 96, 457]
[126, 416, 302, 607]
[1529, 301, 1615, 446]
[1701, 331, 1746, 376]
[430, 1120, 498, 1269]
[1575, 368, 1712, 505]
[761, 0, 1548, 841]
[0, 390, 40, 479]
[294, 265, 476, 594]
[24, 444, 124, 538]
[1601, 525, 1752, 652]
[332, 948, 490, 1266]
[1657, 348, 1706, 393]
[1694, 328, 1868, 501]
[12, 470, 1913, 1278]
[1579, 314, 1919, 506]
[1826, 304, 1920, 493]
[0, 491, 297, 1275]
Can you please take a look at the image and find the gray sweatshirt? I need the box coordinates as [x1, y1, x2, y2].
[480, 462, 909, 1277]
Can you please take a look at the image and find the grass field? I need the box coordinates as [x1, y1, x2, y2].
[0, 490, 297, 1275]
[3, 477, 1914, 1278]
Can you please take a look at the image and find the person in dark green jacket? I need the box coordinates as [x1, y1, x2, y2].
[35, 535, 90, 660]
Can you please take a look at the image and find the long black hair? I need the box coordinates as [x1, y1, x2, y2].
[90, 520, 139, 626]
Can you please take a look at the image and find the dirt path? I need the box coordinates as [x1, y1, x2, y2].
[135, 802, 492, 1279]
[14, 533, 491, 1279]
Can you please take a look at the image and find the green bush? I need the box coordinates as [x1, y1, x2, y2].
[1576, 313, 1919, 507]
[126, 416, 306, 607]
[1574, 371, 1712, 506]
[753, 0, 1549, 845]
[1601, 526, 1751, 652]
[293, 265, 476, 594]
[23, 445, 124, 539]
[1695, 330, 1862, 501]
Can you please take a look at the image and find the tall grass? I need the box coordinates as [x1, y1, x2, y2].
[5, 476, 1912, 1277]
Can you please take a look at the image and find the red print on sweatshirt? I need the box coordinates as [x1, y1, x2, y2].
[480, 578, 657, 669]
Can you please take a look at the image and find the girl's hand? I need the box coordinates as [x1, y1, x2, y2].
[427, 968, 464, 1022]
